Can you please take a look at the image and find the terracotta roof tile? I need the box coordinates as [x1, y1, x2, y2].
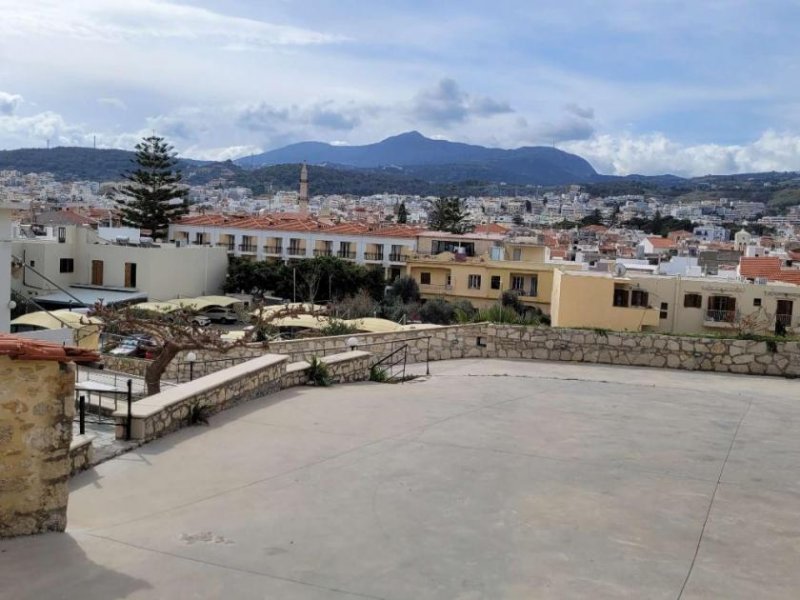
[645, 236, 676, 249]
[740, 256, 800, 285]
[0, 335, 99, 363]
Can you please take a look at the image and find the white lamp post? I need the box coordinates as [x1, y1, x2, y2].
[346, 337, 359, 351]
[186, 351, 198, 381]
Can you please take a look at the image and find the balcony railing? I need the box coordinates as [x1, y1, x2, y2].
[217, 242, 235, 251]
[263, 245, 283, 254]
[314, 249, 333, 257]
[364, 252, 385, 261]
[776, 313, 793, 327]
[388, 253, 408, 262]
[705, 309, 737, 323]
[287, 247, 306, 256]
[337, 250, 357, 259]
[238, 244, 258, 253]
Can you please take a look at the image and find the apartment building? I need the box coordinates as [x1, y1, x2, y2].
[406, 239, 582, 312]
[551, 269, 800, 335]
[169, 214, 419, 280]
[12, 224, 228, 306]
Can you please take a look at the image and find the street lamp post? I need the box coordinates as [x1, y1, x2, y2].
[186, 351, 197, 381]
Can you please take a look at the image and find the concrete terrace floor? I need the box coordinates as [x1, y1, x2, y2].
[3, 359, 800, 600]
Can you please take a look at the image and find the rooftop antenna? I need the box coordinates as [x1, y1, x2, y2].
[93, 135, 96, 150]
[46, 138, 50, 150]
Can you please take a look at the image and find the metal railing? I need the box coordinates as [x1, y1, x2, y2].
[388, 253, 408, 262]
[238, 244, 258, 252]
[337, 250, 357, 259]
[371, 344, 408, 382]
[74, 378, 134, 441]
[776, 313, 793, 327]
[364, 252, 385, 261]
[263, 245, 283, 254]
[287, 247, 306, 256]
[705, 309, 737, 323]
[174, 354, 257, 383]
[314, 249, 333, 257]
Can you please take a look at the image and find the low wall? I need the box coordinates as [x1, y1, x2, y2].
[69, 435, 94, 475]
[0, 358, 75, 538]
[267, 324, 800, 378]
[114, 350, 372, 443]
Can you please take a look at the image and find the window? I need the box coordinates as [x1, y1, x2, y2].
[125, 262, 137, 288]
[529, 275, 539, 297]
[613, 287, 629, 307]
[753, 298, 762, 307]
[684, 293, 702, 308]
[660, 302, 668, 319]
[512, 248, 522, 261]
[59, 258, 74, 273]
[420, 272, 431, 285]
[631, 290, 649, 307]
[490, 276, 501, 290]
[29, 260, 35, 268]
[57, 227, 66, 243]
[511, 276, 524, 291]
[468, 274, 482, 289]
[446, 274, 452, 288]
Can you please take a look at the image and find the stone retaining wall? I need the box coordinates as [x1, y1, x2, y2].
[267, 324, 800, 378]
[114, 350, 372, 443]
[69, 435, 94, 476]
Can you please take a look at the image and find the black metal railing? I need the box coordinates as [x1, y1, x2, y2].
[388, 253, 407, 262]
[776, 313, 792, 327]
[238, 244, 258, 252]
[371, 344, 408, 382]
[264, 245, 283, 254]
[174, 355, 256, 383]
[74, 378, 134, 441]
[287, 246, 306, 256]
[364, 252, 385, 261]
[705, 309, 737, 323]
[337, 250, 357, 259]
[314, 249, 333, 257]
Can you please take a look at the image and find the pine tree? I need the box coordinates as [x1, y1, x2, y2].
[397, 201, 408, 224]
[117, 136, 188, 238]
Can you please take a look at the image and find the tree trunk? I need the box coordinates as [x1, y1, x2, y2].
[145, 342, 181, 395]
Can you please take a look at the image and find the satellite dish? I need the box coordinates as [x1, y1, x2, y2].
[614, 264, 627, 277]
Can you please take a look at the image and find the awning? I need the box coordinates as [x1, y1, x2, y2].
[11, 309, 102, 331]
[33, 286, 147, 309]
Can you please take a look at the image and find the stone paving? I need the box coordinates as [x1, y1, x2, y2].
[3, 359, 800, 599]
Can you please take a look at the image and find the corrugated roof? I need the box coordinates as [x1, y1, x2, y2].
[0, 334, 99, 362]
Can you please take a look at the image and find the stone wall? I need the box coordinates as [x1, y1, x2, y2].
[266, 324, 800, 378]
[114, 350, 372, 443]
[69, 435, 94, 476]
[0, 357, 75, 537]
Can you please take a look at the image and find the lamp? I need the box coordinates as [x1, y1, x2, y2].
[186, 351, 198, 381]
[346, 336, 359, 351]
[7, 300, 16, 310]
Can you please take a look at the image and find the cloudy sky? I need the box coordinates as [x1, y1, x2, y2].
[0, 0, 799, 176]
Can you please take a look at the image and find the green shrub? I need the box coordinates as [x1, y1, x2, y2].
[307, 356, 332, 386]
[369, 365, 389, 382]
[319, 319, 359, 337]
[419, 298, 456, 324]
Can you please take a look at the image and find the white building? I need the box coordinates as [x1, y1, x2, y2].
[12, 224, 228, 307]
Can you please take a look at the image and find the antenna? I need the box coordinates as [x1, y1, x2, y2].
[93, 135, 96, 150]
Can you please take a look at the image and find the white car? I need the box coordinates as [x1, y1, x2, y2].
[201, 308, 239, 324]
[191, 315, 211, 326]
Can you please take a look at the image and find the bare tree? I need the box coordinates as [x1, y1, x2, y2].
[93, 303, 305, 395]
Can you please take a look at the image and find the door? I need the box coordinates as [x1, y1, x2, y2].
[777, 299, 793, 327]
[124, 262, 137, 288]
[91, 260, 104, 286]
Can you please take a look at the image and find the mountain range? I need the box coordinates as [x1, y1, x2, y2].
[235, 131, 599, 186]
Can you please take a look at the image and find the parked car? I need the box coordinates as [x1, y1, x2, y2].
[201, 307, 239, 324]
[107, 335, 159, 358]
[191, 315, 211, 326]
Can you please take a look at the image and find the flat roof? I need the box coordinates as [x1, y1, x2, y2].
[32, 287, 147, 308]
[5, 359, 797, 597]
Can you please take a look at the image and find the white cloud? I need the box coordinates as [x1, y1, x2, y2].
[563, 130, 800, 177]
[0, 0, 343, 48]
[0, 92, 23, 116]
[183, 144, 263, 162]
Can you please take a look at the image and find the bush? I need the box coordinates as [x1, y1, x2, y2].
[332, 289, 379, 319]
[369, 365, 389, 382]
[387, 275, 420, 304]
[383, 299, 421, 323]
[307, 356, 331, 386]
[419, 298, 456, 325]
[500, 290, 525, 314]
[473, 304, 544, 325]
[318, 319, 359, 337]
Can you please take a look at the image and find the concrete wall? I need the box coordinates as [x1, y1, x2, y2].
[0, 356, 75, 537]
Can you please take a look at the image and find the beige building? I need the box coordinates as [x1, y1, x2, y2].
[551, 269, 800, 335]
[12, 224, 228, 306]
[407, 241, 582, 312]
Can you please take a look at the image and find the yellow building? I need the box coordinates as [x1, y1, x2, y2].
[551, 269, 800, 335]
[406, 248, 581, 312]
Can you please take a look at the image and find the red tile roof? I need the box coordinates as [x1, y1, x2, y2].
[740, 256, 800, 285]
[645, 236, 676, 249]
[175, 214, 422, 238]
[0, 335, 99, 363]
[473, 223, 510, 235]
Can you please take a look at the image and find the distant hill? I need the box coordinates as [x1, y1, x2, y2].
[235, 131, 599, 186]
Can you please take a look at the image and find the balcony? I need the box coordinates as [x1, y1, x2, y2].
[238, 244, 258, 253]
[314, 248, 333, 257]
[420, 283, 451, 296]
[287, 246, 306, 257]
[704, 309, 737, 327]
[364, 252, 385, 262]
[337, 250, 357, 260]
[217, 242, 235, 252]
[388, 253, 408, 263]
[263, 245, 283, 255]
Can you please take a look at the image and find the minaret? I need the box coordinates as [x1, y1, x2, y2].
[299, 162, 309, 214]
